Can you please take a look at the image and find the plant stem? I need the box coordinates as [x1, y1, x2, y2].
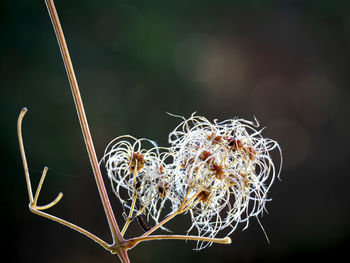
[117, 249, 131, 263]
[33, 167, 63, 210]
[142, 211, 180, 237]
[17, 107, 34, 204]
[121, 194, 137, 235]
[44, 0, 123, 244]
[128, 235, 231, 249]
[17, 108, 111, 251]
[29, 206, 112, 251]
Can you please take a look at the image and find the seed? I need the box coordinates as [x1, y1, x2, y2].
[129, 152, 145, 172]
[196, 187, 212, 204]
[210, 162, 225, 180]
[157, 182, 169, 198]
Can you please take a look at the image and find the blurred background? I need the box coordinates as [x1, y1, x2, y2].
[2, 0, 350, 262]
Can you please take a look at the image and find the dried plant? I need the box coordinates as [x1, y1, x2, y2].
[18, 1, 282, 262]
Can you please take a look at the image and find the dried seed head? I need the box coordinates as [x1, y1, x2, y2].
[168, 114, 282, 249]
[100, 136, 173, 224]
[101, 113, 282, 250]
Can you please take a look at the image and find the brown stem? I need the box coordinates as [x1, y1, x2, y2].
[29, 206, 111, 251]
[127, 235, 231, 249]
[44, 0, 123, 244]
[117, 248, 131, 263]
[17, 108, 111, 251]
[17, 107, 34, 203]
[142, 211, 180, 237]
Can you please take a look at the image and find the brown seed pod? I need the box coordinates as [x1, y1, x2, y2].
[196, 187, 212, 204]
[129, 152, 145, 172]
[226, 137, 244, 151]
[210, 162, 225, 180]
[157, 182, 169, 198]
[199, 150, 213, 163]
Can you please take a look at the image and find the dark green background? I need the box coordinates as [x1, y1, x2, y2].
[2, 0, 350, 262]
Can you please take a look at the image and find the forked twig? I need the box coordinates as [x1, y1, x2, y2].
[17, 107, 230, 256]
[17, 108, 111, 252]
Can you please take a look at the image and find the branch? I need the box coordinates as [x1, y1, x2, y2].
[17, 108, 110, 251]
[127, 234, 231, 249]
[44, 0, 123, 244]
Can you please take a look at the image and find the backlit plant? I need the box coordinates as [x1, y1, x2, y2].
[18, 1, 282, 262]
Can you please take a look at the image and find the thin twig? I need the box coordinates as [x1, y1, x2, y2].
[17, 107, 34, 203]
[128, 234, 231, 248]
[33, 167, 63, 209]
[17, 108, 111, 251]
[121, 194, 138, 235]
[141, 211, 180, 237]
